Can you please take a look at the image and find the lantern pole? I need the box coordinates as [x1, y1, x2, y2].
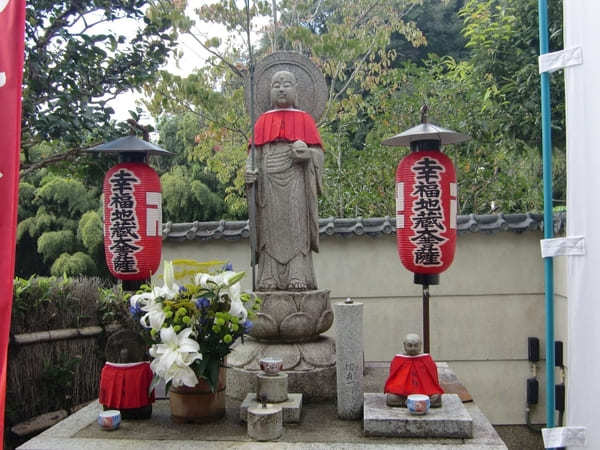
[245, 0, 257, 291]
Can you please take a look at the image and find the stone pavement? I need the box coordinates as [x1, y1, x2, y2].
[18, 364, 507, 450]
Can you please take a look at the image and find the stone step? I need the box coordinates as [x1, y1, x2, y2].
[363, 393, 473, 438]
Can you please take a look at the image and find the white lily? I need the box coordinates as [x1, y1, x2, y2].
[221, 271, 248, 321]
[194, 272, 225, 288]
[149, 327, 202, 387]
[130, 291, 154, 310]
[140, 296, 167, 330]
[153, 260, 179, 299]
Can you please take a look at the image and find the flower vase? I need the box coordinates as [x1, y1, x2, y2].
[169, 367, 226, 423]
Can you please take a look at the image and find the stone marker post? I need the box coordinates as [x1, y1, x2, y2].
[334, 298, 364, 419]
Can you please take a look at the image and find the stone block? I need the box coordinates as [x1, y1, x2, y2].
[241, 393, 302, 423]
[11, 410, 68, 437]
[257, 373, 288, 403]
[363, 393, 473, 438]
[335, 300, 364, 420]
[247, 404, 283, 441]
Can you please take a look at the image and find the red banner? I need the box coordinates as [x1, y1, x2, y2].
[0, 0, 26, 445]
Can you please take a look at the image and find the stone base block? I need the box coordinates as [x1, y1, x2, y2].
[228, 365, 335, 402]
[257, 373, 288, 403]
[363, 393, 473, 438]
[241, 393, 303, 423]
[247, 404, 283, 441]
[227, 336, 336, 402]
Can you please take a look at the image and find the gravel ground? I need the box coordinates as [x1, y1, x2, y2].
[494, 425, 544, 450]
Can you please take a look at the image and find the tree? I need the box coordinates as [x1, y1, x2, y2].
[389, 0, 468, 64]
[16, 172, 105, 277]
[20, 0, 177, 175]
[146, 0, 434, 218]
[16, 0, 178, 278]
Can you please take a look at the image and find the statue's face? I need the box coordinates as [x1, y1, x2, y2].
[270, 71, 297, 108]
[403, 334, 422, 355]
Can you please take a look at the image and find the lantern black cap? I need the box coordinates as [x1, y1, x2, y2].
[382, 105, 470, 147]
[86, 135, 172, 157]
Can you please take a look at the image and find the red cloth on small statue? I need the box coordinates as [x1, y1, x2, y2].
[99, 362, 155, 409]
[250, 109, 323, 148]
[384, 354, 444, 397]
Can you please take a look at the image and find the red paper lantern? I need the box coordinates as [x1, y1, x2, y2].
[396, 150, 457, 276]
[103, 162, 162, 280]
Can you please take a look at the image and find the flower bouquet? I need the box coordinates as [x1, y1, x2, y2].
[129, 260, 260, 393]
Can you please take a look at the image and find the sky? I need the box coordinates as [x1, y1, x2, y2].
[104, 0, 268, 128]
[105, 1, 220, 125]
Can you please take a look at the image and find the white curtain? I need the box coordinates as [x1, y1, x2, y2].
[564, 1, 600, 447]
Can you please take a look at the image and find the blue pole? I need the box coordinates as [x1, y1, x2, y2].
[538, 0, 555, 428]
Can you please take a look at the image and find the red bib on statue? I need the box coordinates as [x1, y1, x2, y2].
[99, 362, 155, 409]
[384, 354, 444, 397]
[251, 109, 323, 147]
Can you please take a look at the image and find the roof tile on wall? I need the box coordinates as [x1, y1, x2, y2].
[162, 212, 566, 241]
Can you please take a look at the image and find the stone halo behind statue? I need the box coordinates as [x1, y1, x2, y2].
[245, 51, 328, 121]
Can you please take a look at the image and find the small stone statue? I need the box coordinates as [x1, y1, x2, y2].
[246, 70, 324, 291]
[384, 333, 443, 408]
[99, 330, 154, 419]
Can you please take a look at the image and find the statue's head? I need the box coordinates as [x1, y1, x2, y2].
[270, 70, 297, 108]
[403, 333, 422, 356]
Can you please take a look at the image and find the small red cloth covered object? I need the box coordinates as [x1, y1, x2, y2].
[250, 109, 323, 148]
[384, 354, 444, 397]
[99, 362, 155, 409]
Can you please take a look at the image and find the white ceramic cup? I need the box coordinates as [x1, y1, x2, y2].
[259, 357, 283, 376]
[406, 394, 430, 415]
[98, 410, 121, 430]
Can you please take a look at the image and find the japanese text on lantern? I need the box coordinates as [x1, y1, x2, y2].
[410, 156, 447, 267]
[108, 169, 141, 273]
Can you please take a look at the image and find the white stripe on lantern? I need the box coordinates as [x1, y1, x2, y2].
[450, 200, 457, 229]
[146, 192, 162, 237]
[396, 182, 404, 208]
[396, 214, 404, 229]
[450, 182, 457, 198]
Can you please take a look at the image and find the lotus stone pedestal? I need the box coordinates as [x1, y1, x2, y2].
[228, 289, 336, 402]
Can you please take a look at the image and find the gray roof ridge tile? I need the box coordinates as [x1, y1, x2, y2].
[162, 212, 565, 241]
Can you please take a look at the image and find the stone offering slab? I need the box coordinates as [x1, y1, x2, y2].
[363, 393, 473, 438]
[240, 393, 302, 423]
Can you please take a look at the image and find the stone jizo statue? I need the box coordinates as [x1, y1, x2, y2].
[384, 333, 443, 408]
[246, 70, 324, 291]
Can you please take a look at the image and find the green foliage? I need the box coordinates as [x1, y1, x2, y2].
[37, 230, 76, 263]
[16, 173, 106, 278]
[11, 276, 106, 333]
[40, 354, 82, 412]
[21, 0, 177, 162]
[147, 0, 433, 219]
[390, 0, 469, 64]
[78, 210, 104, 255]
[161, 166, 225, 222]
[35, 176, 96, 215]
[51, 252, 97, 277]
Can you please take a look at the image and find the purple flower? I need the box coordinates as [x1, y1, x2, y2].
[129, 304, 143, 317]
[223, 262, 233, 271]
[243, 319, 253, 333]
[178, 285, 187, 293]
[195, 297, 210, 309]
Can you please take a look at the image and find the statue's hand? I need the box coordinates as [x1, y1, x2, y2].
[245, 168, 258, 185]
[291, 140, 311, 161]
